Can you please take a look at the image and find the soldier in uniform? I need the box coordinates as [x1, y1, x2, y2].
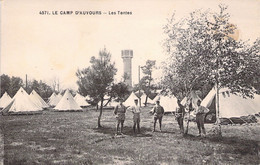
[151, 100, 165, 132]
[128, 99, 141, 134]
[194, 100, 209, 137]
[176, 99, 185, 134]
[114, 100, 127, 135]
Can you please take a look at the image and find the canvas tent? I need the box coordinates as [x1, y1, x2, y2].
[98, 99, 119, 108]
[250, 94, 260, 113]
[48, 93, 62, 107]
[74, 93, 90, 107]
[201, 87, 260, 118]
[153, 94, 161, 103]
[156, 95, 178, 113]
[30, 90, 49, 109]
[124, 92, 139, 107]
[152, 94, 178, 113]
[48, 93, 56, 102]
[54, 90, 82, 111]
[135, 90, 145, 98]
[1, 87, 42, 114]
[181, 90, 202, 110]
[140, 94, 153, 105]
[107, 99, 119, 107]
[0, 92, 12, 109]
[57, 93, 63, 100]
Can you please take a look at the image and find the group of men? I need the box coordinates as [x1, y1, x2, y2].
[113, 98, 209, 137]
[114, 99, 141, 135]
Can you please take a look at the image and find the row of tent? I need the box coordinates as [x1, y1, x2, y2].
[48, 92, 90, 108]
[0, 87, 91, 114]
[153, 87, 260, 119]
[1, 86, 259, 119]
[0, 88, 155, 114]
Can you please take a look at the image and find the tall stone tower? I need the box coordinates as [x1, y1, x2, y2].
[121, 50, 133, 87]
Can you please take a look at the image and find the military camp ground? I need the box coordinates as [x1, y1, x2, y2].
[0, 87, 260, 164]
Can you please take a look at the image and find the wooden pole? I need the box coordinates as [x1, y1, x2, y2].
[216, 43, 222, 136]
[138, 65, 141, 106]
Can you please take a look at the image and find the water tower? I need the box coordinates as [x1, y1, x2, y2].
[121, 50, 133, 87]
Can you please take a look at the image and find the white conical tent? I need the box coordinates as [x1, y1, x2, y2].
[48, 93, 62, 107]
[57, 93, 63, 98]
[48, 93, 56, 102]
[29, 90, 49, 108]
[252, 94, 260, 113]
[54, 90, 82, 111]
[153, 94, 161, 103]
[56, 93, 63, 102]
[74, 93, 90, 107]
[124, 92, 139, 107]
[140, 94, 153, 105]
[181, 91, 201, 110]
[157, 95, 178, 112]
[102, 98, 118, 107]
[2, 87, 42, 113]
[108, 99, 119, 107]
[0, 92, 12, 108]
[201, 87, 260, 118]
[98, 97, 119, 107]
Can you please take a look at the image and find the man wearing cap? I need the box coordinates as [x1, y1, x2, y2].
[151, 100, 164, 132]
[114, 100, 127, 135]
[194, 100, 209, 137]
[128, 99, 141, 134]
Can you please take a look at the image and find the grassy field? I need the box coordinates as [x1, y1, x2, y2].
[0, 126, 3, 165]
[0, 107, 259, 165]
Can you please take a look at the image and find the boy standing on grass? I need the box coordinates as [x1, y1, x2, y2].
[128, 99, 141, 134]
[114, 100, 127, 135]
[151, 100, 164, 132]
[194, 100, 209, 137]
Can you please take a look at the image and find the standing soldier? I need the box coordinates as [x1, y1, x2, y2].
[114, 100, 127, 135]
[194, 100, 209, 137]
[151, 100, 164, 132]
[176, 99, 185, 134]
[128, 99, 141, 134]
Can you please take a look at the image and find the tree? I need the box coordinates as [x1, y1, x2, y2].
[122, 73, 130, 84]
[0, 74, 11, 97]
[109, 82, 130, 102]
[38, 81, 53, 101]
[27, 80, 41, 94]
[0, 74, 53, 101]
[51, 77, 60, 93]
[162, 5, 260, 135]
[26, 79, 53, 101]
[9, 76, 23, 97]
[101, 82, 130, 107]
[76, 48, 117, 128]
[140, 60, 156, 106]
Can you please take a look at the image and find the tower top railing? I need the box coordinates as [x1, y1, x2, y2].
[121, 50, 133, 58]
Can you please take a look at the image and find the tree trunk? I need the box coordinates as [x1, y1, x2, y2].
[183, 111, 190, 135]
[145, 95, 148, 107]
[215, 84, 222, 136]
[215, 50, 222, 137]
[96, 104, 98, 112]
[104, 97, 112, 107]
[145, 74, 152, 107]
[98, 99, 103, 128]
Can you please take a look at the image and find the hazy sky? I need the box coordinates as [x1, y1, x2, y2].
[1, 0, 259, 90]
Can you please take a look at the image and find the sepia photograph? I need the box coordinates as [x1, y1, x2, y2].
[0, 0, 259, 164]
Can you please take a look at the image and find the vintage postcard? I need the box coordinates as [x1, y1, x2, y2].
[0, 0, 259, 164]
